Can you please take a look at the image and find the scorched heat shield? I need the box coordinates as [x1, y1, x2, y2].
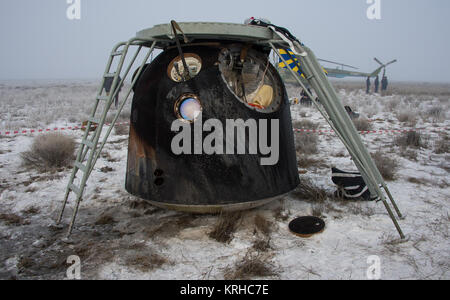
[126, 41, 299, 213]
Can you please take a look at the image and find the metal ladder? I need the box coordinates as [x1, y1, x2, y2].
[56, 39, 156, 238]
[269, 40, 405, 239]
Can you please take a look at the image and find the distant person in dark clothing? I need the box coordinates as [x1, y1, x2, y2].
[366, 77, 371, 94]
[381, 76, 388, 91]
[374, 75, 379, 93]
[103, 76, 123, 108]
[300, 88, 313, 106]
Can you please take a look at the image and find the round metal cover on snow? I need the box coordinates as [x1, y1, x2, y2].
[289, 216, 325, 238]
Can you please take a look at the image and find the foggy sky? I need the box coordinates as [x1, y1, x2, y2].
[1, 0, 449, 82]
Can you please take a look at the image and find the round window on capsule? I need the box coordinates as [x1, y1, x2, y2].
[174, 94, 202, 123]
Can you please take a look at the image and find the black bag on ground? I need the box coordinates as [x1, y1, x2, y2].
[331, 167, 373, 201]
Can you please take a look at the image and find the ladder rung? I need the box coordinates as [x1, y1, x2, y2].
[75, 162, 87, 173]
[111, 51, 124, 56]
[81, 140, 95, 149]
[97, 95, 109, 101]
[69, 184, 81, 195]
[88, 117, 101, 124]
[104, 73, 116, 78]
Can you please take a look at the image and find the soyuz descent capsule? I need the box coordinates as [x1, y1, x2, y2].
[125, 23, 299, 213]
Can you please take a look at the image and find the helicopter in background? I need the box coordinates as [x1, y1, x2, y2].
[321, 57, 397, 79]
[278, 54, 397, 84]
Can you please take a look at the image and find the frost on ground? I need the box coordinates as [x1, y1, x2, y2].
[0, 80, 449, 280]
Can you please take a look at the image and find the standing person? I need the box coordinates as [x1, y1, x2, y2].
[103, 76, 123, 108]
[381, 76, 388, 92]
[366, 77, 371, 94]
[374, 75, 380, 94]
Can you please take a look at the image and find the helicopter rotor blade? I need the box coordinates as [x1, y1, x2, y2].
[317, 59, 359, 70]
[384, 59, 397, 67]
[374, 57, 383, 66]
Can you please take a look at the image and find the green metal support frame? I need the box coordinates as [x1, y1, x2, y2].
[57, 38, 156, 238]
[269, 40, 405, 239]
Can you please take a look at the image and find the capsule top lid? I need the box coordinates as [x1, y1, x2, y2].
[136, 22, 281, 47]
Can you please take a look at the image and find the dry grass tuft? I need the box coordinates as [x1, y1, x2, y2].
[254, 214, 273, 236]
[380, 233, 409, 254]
[407, 177, 429, 185]
[395, 131, 427, 149]
[295, 133, 319, 155]
[353, 118, 372, 132]
[293, 120, 319, 130]
[399, 148, 418, 161]
[0, 213, 29, 226]
[224, 253, 277, 280]
[252, 238, 272, 252]
[21, 133, 75, 171]
[423, 106, 444, 122]
[125, 254, 168, 272]
[95, 214, 116, 225]
[372, 151, 398, 181]
[17, 257, 35, 269]
[101, 152, 119, 163]
[312, 203, 326, 218]
[396, 112, 417, 126]
[114, 124, 129, 136]
[100, 166, 114, 173]
[273, 203, 290, 221]
[297, 155, 327, 169]
[347, 203, 375, 217]
[209, 212, 242, 243]
[292, 179, 329, 203]
[434, 134, 449, 154]
[22, 206, 40, 216]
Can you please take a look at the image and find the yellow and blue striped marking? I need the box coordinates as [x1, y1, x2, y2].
[278, 48, 328, 77]
[278, 48, 303, 76]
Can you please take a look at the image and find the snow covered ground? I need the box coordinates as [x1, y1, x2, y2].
[0, 80, 448, 280]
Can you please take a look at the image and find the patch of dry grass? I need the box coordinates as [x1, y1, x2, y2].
[297, 155, 327, 169]
[293, 120, 319, 130]
[423, 106, 445, 123]
[273, 203, 290, 221]
[396, 112, 417, 127]
[291, 179, 329, 203]
[209, 212, 242, 243]
[0, 213, 29, 226]
[379, 233, 409, 254]
[399, 148, 418, 161]
[224, 253, 277, 280]
[125, 253, 168, 272]
[352, 118, 372, 132]
[101, 152, 119, 163]
[22, 206, 40, 216]
[407, 177, 430, 185]
[100, 166, 114, 173]
[17, 257, 35, 270]
[254, 214, 273, 236]
[21, 133, 75, 171]
[312, 202, 326, 218]
[434, 134, 449, 154]
[252, 238, 272, 252]
[372, 151, 398, 181]
[347, 203, 376, 217]
[114, 124, 129, 136]
[395, 131, 427, 149]
[95, 214, 116, 225]
[295, 133, 319, 155]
